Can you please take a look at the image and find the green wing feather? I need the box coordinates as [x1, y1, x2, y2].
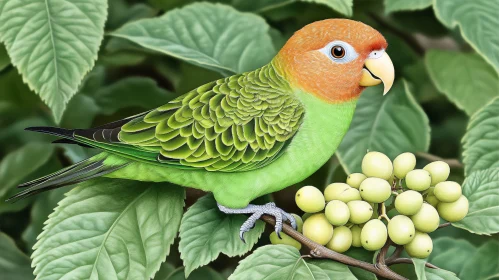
[82, 62, 305, 172]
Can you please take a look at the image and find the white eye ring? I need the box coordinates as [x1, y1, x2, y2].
[319, 40, 359, 64]
[368, 49, 385, 59]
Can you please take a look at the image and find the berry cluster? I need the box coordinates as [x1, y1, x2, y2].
[270, 151, 469, 259]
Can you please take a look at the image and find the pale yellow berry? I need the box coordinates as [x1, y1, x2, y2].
[405, 232, 433, 258]
[270, 232, 301, 250]
[361, 219, 388, 251]
[411, 203, 440, 233]
[325, 200, 350, 226]
[388, 215, 415, 245]
[295, 186, 325, 213]
[362, 151, 393, 180]
[405, 169, 432, 191]
[326, 226, 352, 253]
[393, 152, 416, 179]
[302, 214, 333, 245]
[437, 195, 469, 222]
[423, 161, 450, 186]
[347, 173, 367, 189]
[395, 190, 423, 216]
[426, 194, 440, 208]
[348, 201, 374, 224]
[434, 181, 462, 203]
[337, 187, 362, 203]
[359, 177, 391, 203]
[324, 183, 350, 202]
[351, 225, 362, 247]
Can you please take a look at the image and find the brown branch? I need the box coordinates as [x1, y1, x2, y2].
[386, 258, 440, 269]
[386, 245, 404, 263]
[415, 152, 463, 169]
[438, 222, 451, 229]
[260, 215, 407, 280]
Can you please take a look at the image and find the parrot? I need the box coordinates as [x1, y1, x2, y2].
[10, 19, 394, 240]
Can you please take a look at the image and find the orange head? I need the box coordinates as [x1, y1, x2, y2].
[276, 19, 395, 103]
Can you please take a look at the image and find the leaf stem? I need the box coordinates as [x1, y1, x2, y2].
[438, 222, 451, 229]
[260, 215, 407, 280]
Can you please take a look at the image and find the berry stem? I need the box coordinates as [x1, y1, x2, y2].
[378, 202, 390, 222]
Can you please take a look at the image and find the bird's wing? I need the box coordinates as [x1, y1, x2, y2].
[72, 65, 304, 172]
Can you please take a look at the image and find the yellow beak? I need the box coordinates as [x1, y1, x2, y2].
[359, 52, 395, 95]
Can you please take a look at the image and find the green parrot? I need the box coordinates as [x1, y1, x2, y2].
[10, 19, 394, 240]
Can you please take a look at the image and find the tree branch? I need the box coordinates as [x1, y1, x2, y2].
[415, 152, 463, 169]
[260, 215, 407, 280]
[386, 245, 404, 263]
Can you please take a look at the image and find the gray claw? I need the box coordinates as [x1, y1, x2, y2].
[239, 231, 246, 243]
[282, 211, 297, 230]
[218, 202, 291, 243]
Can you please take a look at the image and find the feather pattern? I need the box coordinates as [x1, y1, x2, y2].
[115, 62, 304, 172]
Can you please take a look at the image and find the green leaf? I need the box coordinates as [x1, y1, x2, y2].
[428, 237, 476, 276]
[107, 1, 156, 30]
[229, 245, 329, 280]
[32, 178, 185, 280]
[425, 268, 460, 280]
[62, 94, 101, 129]
[0, 232, 33, 279]
[231, 0, 352, 16]
[111, 2, 275, 75]
[452, 168, 499, 235]
[460, 240, 499, 280]
[433, 0, 499, 75]
[230, 0, 290, 12]
[153, 262, 176, 280]
[413, 258, 427, 280]
[179, 194, 264, 277]
[384, 0, 431, 13]
[92, 77, 178, 115]
[462, 97, 499, 175]
[426, 50, 499, 116]
[0, 0, 108, 123]
[403, 60, 440, 103]
[308, 260, 357, 280]
[0, 43, 9, 71]
[0, 142, 54, 198]
[164, 267, 225, 280]
[300, 0, 353, 17]
[22, 188, 67, 251]
[337, 81, 430, 174]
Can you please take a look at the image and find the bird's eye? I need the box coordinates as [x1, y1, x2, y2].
[331, 46, 345, 58]
[320, 40, 358, 64]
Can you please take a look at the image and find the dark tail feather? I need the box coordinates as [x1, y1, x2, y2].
[7, 157, 126, 202]
[25, 126, 75, 138]
[26, 126, 92, 147]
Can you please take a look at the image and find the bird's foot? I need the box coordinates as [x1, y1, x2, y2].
[217, 202, 296, 243]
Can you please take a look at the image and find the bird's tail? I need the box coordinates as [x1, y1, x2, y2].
[7, 156, 125, 202]
[6, 126, 130, 202]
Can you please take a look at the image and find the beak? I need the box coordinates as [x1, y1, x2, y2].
[359, 52, 395, 95]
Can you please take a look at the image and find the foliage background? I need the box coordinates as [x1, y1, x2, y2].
[0, 0, 498, 279]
